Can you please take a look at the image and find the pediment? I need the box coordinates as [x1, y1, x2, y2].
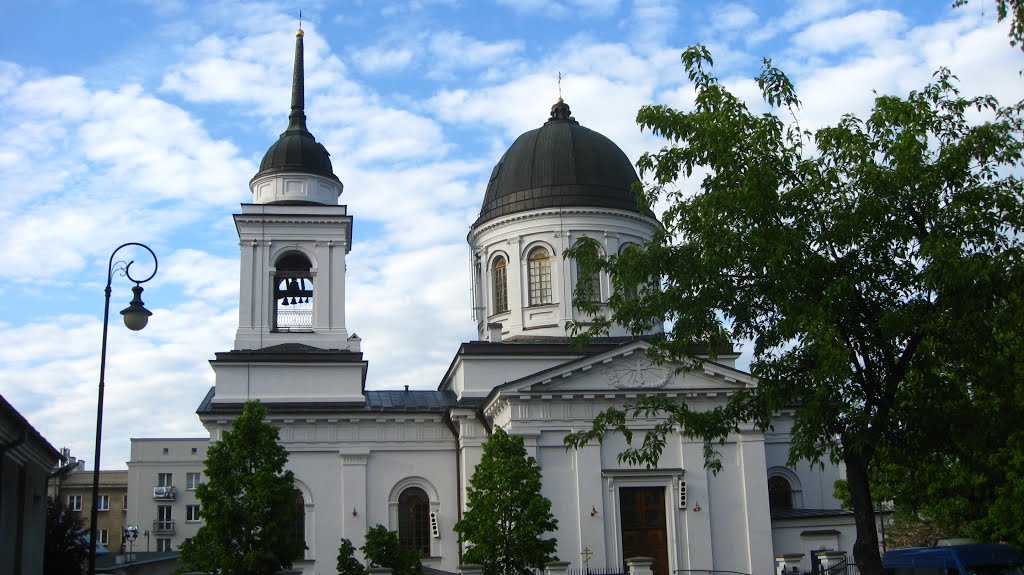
[498, 341, 754, 396]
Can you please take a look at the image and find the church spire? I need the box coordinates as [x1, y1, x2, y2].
[287, 19, 308, 133]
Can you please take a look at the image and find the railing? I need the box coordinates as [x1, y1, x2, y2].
[275, 308, 312, 331]
[675, 571, 752, 575]
[152, 520, 175, 535]
[152, 486, 176, 500]
[570, 568, 625, 575]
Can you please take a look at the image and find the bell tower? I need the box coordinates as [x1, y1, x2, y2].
[232, 24, 356, 352]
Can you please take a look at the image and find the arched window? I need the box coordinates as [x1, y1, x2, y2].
[274, 252, 313, 332]
[527, 247, 552, 306]
[493, 256, 509, 313]
[398, 487, 430, 555]
[291, 491, 306, 559]
[576, 243, 601, 302]
[618, 243, 639, 298]
[768, 475, 794, 511]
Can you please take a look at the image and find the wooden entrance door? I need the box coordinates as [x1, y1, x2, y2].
[619, 487, 669, 575]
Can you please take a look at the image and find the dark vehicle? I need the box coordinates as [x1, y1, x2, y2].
[883, 543, 1023, 575]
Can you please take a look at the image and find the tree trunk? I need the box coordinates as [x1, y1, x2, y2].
[844, 445, 883, 575]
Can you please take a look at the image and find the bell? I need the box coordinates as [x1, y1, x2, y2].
[291, 297, 298, 305]
[282, 297, 290, 306]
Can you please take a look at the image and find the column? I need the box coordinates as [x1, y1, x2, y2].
[738, 429, 774, 574]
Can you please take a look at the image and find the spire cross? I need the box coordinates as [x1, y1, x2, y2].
[558, 71, 562, 100]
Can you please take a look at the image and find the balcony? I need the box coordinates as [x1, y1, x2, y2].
[152, 520, 175, 535]
[153, 486, 176, 500]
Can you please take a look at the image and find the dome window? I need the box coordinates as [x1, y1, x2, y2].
[576, 243, 601, 303]
[274, 252, 313, 332]
[492, 256, 509, 314]
[528, 247, 553, 306]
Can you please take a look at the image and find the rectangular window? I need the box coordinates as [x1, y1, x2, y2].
[96, 494, 110, 511]
[157, 538, 172, 552]
[156, 505, 173, 533]
[186, 472, 201, 490]
[157, 472, 172, 487]
[99, 529, 108, 545]
[123, 494, 128, 511]
[528, 248, 553, 305]
[186, 504, 201, 522]
[68, 494, 82, 511]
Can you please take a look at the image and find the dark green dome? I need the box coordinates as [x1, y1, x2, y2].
[473, 100, 648, 228]
[251, 119, 339, 184]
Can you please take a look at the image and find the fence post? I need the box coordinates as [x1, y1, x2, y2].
[776, 553, 805, 575]
[546, 561, 571, 575]
[625, 557, 655, 575]
[816, 551, 848, 573]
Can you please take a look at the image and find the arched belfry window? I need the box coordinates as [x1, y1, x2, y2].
[527, 247, 552, 306]
[493, 256, 509, 314]
[398, 487, 430, 555]
[768, 475, 794, 511]
[274, 252, 313, 332]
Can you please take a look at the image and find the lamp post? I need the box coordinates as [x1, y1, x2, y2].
[123, 524, 139, 564]
[88, 243, 157, 575]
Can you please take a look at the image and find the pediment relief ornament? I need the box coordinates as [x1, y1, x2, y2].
[605, 355, 672, 389]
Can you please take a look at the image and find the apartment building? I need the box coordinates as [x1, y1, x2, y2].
[57, 469, 128, 551]
[125, 438, 208, 552]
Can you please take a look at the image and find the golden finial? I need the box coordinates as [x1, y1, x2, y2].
[297, 10, 304, 37]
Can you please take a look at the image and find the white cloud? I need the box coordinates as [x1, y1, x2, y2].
[793, 10, 908, 54]
[427, 32, 525, 79]
[495, 0, 620, 18]
[352, 45, 416, 74]
[709, 4, 759, 32]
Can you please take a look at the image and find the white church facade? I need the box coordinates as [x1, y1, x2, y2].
[127, 27, 858, 575]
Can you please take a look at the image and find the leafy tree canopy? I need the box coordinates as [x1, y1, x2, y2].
[454, 427, 558, 575]
[955, 0, 1024, 50]
[179, 400, 304, 575]
[361, 525, 421, 575]
[44, 496, 88, 575]
[565, 45, 1024, 575]
[337, 537, 365, 575]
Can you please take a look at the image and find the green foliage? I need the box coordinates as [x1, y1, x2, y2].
[454, 427, 558, 575]
[337, 537, 365, 575]
[955, 0, 1024, 50]
[178, 401, 305, 575]
[361, 525, 421, 575]
[564, 45, 1024, 575]
[44, 496, 88, 575]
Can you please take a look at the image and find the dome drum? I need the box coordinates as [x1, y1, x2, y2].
[251, 172, 343, 205]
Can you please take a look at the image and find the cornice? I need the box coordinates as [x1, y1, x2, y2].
[468, 207, 662, 242]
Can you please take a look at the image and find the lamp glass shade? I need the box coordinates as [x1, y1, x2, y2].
[120, 285, 153, 331]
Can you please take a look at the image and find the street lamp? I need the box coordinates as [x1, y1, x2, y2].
[88, 243, 157, 575]
[123, 525, 139, 564]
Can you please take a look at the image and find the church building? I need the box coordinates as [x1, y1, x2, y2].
[135, 26, 858, 575]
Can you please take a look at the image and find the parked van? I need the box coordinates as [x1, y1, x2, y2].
[883, 543, 1023, 575]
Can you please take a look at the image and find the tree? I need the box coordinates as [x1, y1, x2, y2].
[337, 537, 365, 575]
[361, 525, 422, 575]
[565, 45, 1024, 575]
[955, 0, 1024, 51]
[44, 496, 88, 575]
[454, 427, 558, 575]
[179, 400, 305, 575]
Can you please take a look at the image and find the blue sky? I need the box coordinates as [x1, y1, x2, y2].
[1, 0, 1021, 470]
